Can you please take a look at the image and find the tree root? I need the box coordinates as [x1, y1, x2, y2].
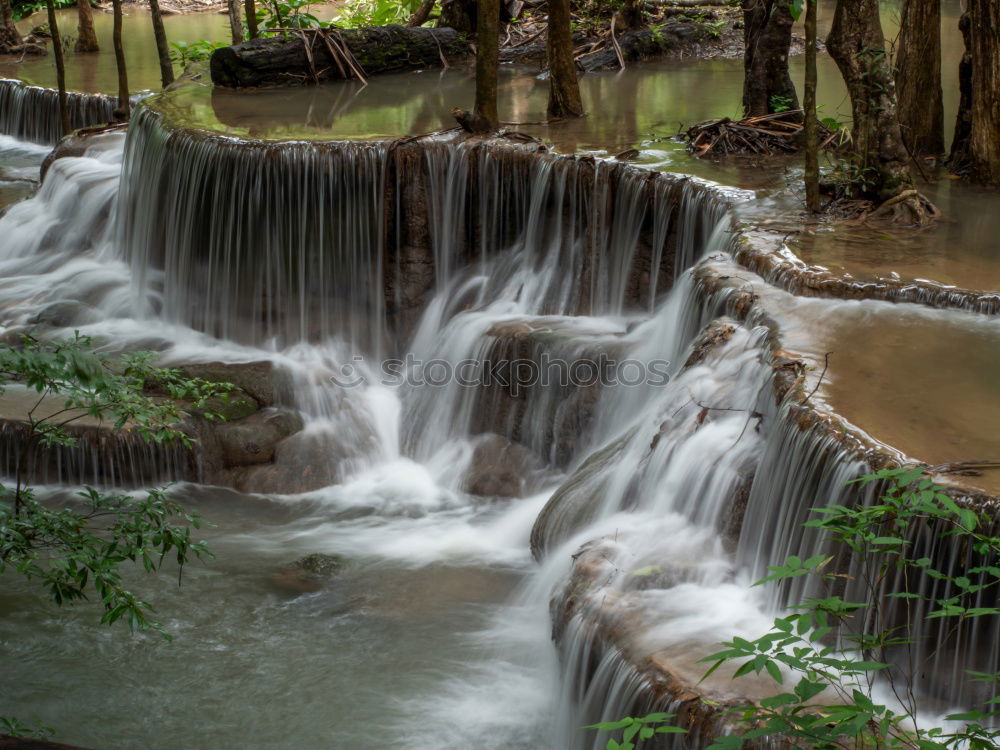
[867, 189, 941, 227]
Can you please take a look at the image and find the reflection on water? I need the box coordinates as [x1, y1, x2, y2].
[792, 178, 1000, 293]
[823, 307, 1000, 495]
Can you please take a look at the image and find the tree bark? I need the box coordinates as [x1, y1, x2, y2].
[742, 0, 799, 117]
[244, 0, 259, 38]
[438, 0, 475, 33]
[948, 10, 973, 171]
[406, 0, 435, 27]
[895, 0, 943, 156]
[226, 0, 244, 44]
[0, 0, 22, 53]
[826, 0, 915, 200]
[149, 0, 175, 88]
[619, 0, 644, 30]
[547, 0, 583, 118]
[964, 0, 1000, 185]
[75, 0, 99, 52]
[45, 0, 70, 136]
[473, 0, 499, 131]
[112, 0, 130, 119]
[803, 0, 819, 212]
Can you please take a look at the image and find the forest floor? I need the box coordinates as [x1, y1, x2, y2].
[498, 2, 808, 70]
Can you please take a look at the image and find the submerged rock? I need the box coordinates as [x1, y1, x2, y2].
[271, 553, 346, 593]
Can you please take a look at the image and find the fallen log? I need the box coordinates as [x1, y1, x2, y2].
[576, 20, 702, 71]
[210, 25, 469, 88]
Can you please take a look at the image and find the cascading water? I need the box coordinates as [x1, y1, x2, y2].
[0, 79, 118, 145]
[1, 99, 995, 748]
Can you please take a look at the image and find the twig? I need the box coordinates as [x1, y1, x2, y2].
[801, 351, 831, 403]
[610, 14, 625, 71]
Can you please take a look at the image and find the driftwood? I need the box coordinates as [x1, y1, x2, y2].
[685, 110, 822, 156]
[210, 25, 468, 88]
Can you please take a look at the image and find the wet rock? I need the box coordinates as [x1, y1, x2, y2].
[271, 552, 345, 593]
[463, 434, 543, 498]
[177, 360, 279, 408]
[40, 123, 127, 181]
[26, 300, 99, 329]
[216, 408, 304, 467]
[223, 430, 344, 494]
[683, 318, 737, 368]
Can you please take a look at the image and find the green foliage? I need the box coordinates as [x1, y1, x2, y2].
[788, 0, 803, 22]
[769, 94, 793, 113]
[697, 18, 727, 39]
[586, 712, 686, 750]
[333, 0, 424, 28]
[0, 333, 234, 636]
[168, 39, 227, 68]
[256, 0, 325, 32]
[11, 0, 73, 23]
[0, 715, 53, 739]
[699, 467, 1000, 749]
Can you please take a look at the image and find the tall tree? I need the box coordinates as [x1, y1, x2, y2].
[149, 0, 174, 88]
[895, 0, 943, 156]
[245, 0, 259, 38]
[741, 0, 799, 117]
[111, 0, 130, 120]
[45, 0, 70, 136]
[956, 0, 1000, 185]
[0, 0, 22, 53]
[472, 0, 499, 131]
[547, 0, 583, 118]
[226, 0, 244, 44]
[803, 0, 819, 212]
[826, 0, 916, 201]
[75, 0, 99, 53]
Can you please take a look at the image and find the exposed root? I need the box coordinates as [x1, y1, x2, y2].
[866, 189, 941, 227]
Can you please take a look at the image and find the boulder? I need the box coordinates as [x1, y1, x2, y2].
[463, 433, 544, 498]
[215, 408, 304, 467]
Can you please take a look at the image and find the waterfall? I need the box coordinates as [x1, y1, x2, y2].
[3, 104, 998, 747]
[118, 108, 390, 350]
[0, 79, 118, 145]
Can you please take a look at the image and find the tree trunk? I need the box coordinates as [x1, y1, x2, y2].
[826, 0, 914, 200]
[473, 0, 499, 131]
[406, 0, 435, 26]
[547, 0, 583, 118]
[112, 0, 130, 119]
[948, 10, 972, 171]
[438, 0, 475, 33]
[45, 0, 70, 136]
[75, 0, 99, 52]
[0, 0, 22, 53]
[803, 0, 819, 212]
[226, 0, 244, 44]
[742, 0, 799, 117]
[620, 0, 643, 29]
[149, 0, 175, 88]
[245, 0, 259, 39]
[964, 0, 1000, 185]
[895, 0, 943, 156]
